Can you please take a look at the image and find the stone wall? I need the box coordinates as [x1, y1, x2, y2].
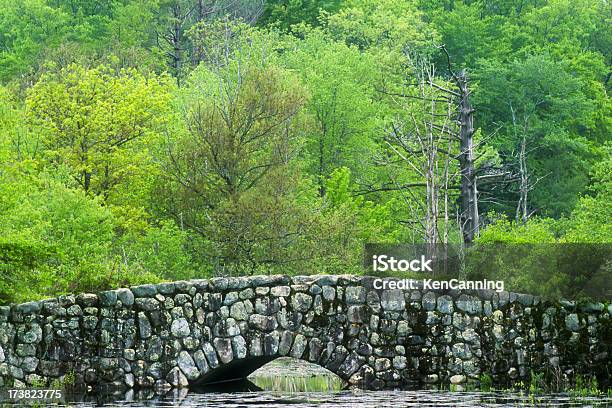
[0, 275, 609, 391]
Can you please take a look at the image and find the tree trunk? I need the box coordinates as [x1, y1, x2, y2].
[84, 171, 91, 192]
[456, 70, 479, 244]
[516, 135, 529, 224]
[172, 10, 183, 82]
[318, 125, 326, 197]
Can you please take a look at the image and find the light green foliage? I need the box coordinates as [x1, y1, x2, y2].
[117, 220, 195, 281]
[472, 205, 611, 298]
[325, 0, 435, 52]
[0, 0, 155, 82]
[522, 0, 602, 52]
[0, 162, 182, 304]
[105, 1, 167, 72]
[324, 0, 437, 77]
[110, 0, 159, 49]
[0, 165, 110, 302]
[324, 167, 401, 244]
[0, 87, 28, 161]
[477, 216, 557, 244]
[0, 236, 55, 305]
[563, 145, 612, 243]
[429, 1, 511, 68]
[26, 64, 172, 201]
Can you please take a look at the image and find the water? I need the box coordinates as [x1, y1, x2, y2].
[1, 359, 610, 407]
[6, 389, 609, 407]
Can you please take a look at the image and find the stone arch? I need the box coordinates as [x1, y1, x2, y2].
[152, 275, 374, 389]
[0, 275, 609, 391]
[177, 323, 364, 387]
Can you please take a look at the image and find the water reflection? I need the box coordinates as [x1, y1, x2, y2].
[247, 356, 346, 393]
[191, 378, 263, 393]
[11, 388, 608, 407]
[250, 374, 345, 393]
[1, 359, 610, 407]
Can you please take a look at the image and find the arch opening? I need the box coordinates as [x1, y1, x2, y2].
[190, 356, 346, 392]
[248, 357, 346, 392]
[191, 355, 276, 386]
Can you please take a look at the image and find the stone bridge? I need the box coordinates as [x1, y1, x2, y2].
[0, 275, 609, 391]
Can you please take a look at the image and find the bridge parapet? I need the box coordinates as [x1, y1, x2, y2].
[0, 275, 609, 390]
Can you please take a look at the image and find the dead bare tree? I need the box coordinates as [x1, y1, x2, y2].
[456, 70, 479, 243]
[375, 51, 480, 247]
[509, 103, 549, 224]
[379, 55, 461, 262]
[516, 136, 529, 224]
[157, 0, 196, 82]
[438, 47, 480, 244]
[360, 46, 529, 250]
[362, 47, 494, 247]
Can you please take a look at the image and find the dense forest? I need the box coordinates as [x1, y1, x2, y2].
[0, 0, 610, 304]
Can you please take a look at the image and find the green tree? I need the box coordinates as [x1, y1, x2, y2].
[324, 167, 401, 244]
[469, 216, 569, 298]
[283, 28, 384, 195]
[0, 0, 69, 81]
[259, 0, 342, 30]
[162, 60, 309, 273]
[563, 144, 612, 243]
[429, 1, 511, 69]
[474, 55, 599, 217]
[324, 0, 438, 77]
[26, 64, 172, 202]
[0, 164, 160, 303]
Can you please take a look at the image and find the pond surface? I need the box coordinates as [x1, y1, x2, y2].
[1, 359, 610, 407]
[9, 389, 608, 407]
